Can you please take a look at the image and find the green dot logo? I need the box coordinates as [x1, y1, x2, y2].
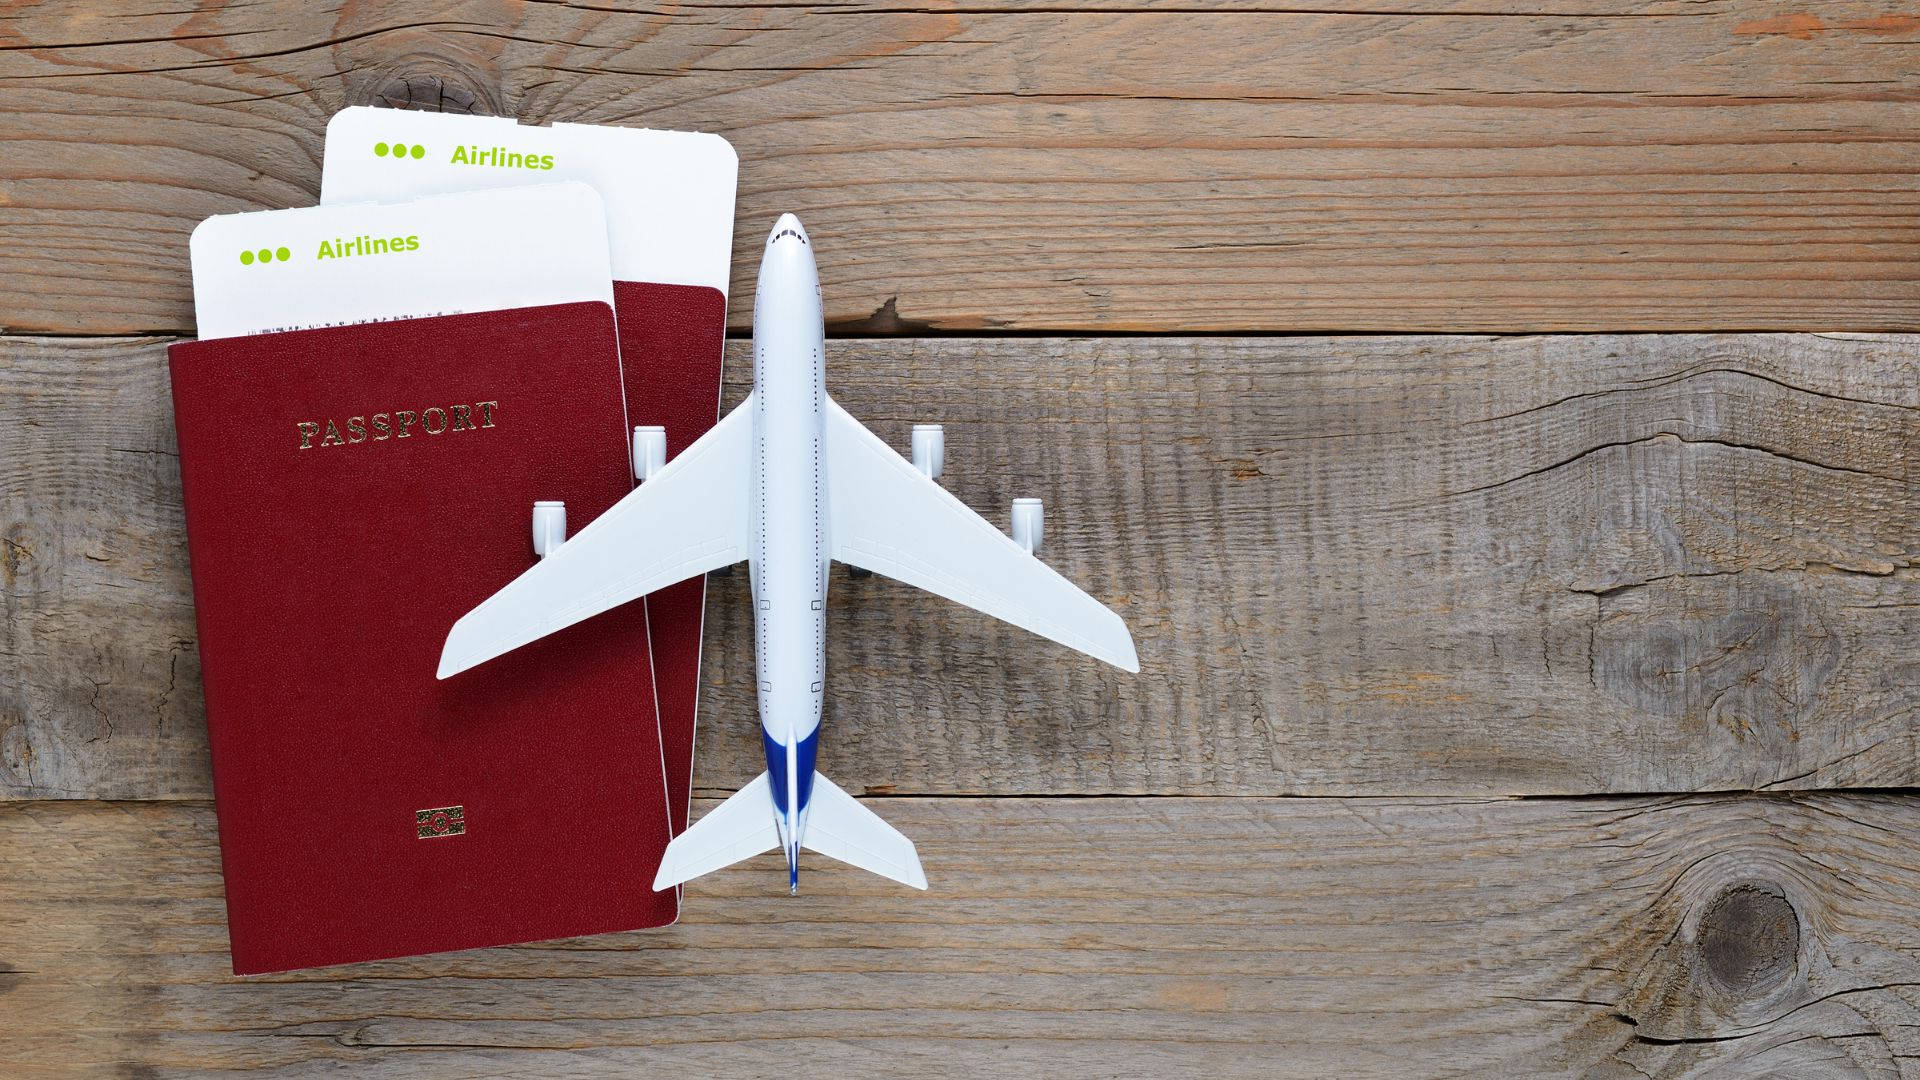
[241, 246, 291, 266]
[276, 246, 291, 262]
[256, 248, 273, 264]
[239, 250, 254, 265]
[376, 140, 426, 161]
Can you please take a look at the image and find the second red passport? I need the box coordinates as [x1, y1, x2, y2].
[611, 280, 727, 835]
[169, 302, 677, 975]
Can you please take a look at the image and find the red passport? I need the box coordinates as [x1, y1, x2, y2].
[612, 281, 727, 836]
[169, 302, 677, 975]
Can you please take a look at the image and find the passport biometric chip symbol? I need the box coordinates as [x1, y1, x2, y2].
[416, 805, 467, 838]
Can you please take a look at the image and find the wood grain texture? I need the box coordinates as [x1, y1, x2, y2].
[7, 794, 1920, 1077]
[4, 333, 1915, 801]
[3, 1, 1920, 335]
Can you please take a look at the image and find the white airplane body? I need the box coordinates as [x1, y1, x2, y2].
[439, 214, 1137, 894]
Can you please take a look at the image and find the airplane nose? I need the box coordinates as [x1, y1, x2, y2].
[768, 213, 809, 247]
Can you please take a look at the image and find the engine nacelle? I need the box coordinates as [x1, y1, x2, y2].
[911, 423, 944, 481]
[532, 500, 567, 559]
[633, 425, 667, 482]
[1011, 498, 1044, 555]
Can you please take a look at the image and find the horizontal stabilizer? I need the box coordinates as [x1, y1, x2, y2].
[801, 774, 928, 890]
[651, 772, 780, 891]
[651, 772, 929, 892]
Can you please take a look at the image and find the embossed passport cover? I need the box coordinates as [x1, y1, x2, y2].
[168, 301, 677, 974]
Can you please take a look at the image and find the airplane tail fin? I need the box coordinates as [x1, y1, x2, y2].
[650, 771, 929, 892]
[801, 773, 929, 890]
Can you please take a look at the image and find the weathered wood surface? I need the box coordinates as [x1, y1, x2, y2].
[7, 3, 1919, 1074]
[5, 333, 1916, 801]
[7, 794, 1920, 1077]
[4, 1, 1920, 335]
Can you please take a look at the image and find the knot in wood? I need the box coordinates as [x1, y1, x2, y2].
[1696, 881, 1799, 997]
[368, 71, 489, 115]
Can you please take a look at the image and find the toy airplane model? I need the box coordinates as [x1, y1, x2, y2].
[439, 214, 1138, 894]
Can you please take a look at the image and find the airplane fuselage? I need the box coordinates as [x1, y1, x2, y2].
[747, 215, 828, 890]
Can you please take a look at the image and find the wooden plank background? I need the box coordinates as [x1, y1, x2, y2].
[7, 332, 1919, 801]
[3, 1, 1920, 335]
[11, 796, 1920, 1077]
[3, 2, 1919, 1076]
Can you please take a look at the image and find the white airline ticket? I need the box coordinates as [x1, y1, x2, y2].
[188, 182, 614, 341]
[320, 106, 737, 296]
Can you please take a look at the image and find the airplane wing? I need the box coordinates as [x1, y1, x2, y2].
[823, 397, 1138, 672]
[438, 394, 755, 678]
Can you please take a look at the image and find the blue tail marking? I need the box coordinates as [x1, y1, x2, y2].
[763, 728, 820, 893]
